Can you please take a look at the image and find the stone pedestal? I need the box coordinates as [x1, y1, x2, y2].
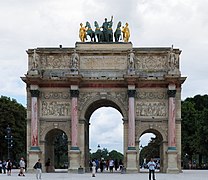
[126, 149, 138, 172]
[166, 149, 179, 173]
[68, 149, 81, 173]
[27, 148, 42, 172]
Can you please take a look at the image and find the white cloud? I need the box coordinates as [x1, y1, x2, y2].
[90, 107, 123, 153]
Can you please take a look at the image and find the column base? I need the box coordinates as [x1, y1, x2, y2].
[166, 149, 179, 174]
[68, 148, 81, 173]
[27, 147, 42, 172]
[126, 147, 138, 173]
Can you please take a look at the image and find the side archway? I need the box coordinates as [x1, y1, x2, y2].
[137, 128, 167, 173]
[44, 129, 69, 172]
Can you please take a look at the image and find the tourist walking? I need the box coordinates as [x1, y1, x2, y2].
[18, 157, 26, 176]
[147, 158, 156, 180]
[33, 159, 42, 180]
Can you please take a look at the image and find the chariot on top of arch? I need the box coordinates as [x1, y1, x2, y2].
[79, 16, 130, 43]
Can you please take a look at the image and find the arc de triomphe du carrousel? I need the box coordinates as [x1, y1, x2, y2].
[21, 18, 186, 173]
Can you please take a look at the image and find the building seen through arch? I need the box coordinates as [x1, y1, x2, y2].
[21, 42, 186, 173]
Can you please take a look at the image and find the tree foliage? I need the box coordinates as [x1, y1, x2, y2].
[139, 136, 160, 166]
[91, 148, 123, 161]
[182, 94, 208, 167]
[0, 96, 26, 161]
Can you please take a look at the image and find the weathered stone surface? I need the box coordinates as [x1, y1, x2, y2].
[21, 42, 186, 173]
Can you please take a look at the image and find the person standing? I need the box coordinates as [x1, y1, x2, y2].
[33, 159, 42, 180]
[147, 158, 156, 180]
[2, 160, 6, 174]
[91, 159, 96, 177]
[0, 160, 2, 174]
[109, 159, 114, 173]
[6, 159, 12, 176]
[18, 157, 26, 176]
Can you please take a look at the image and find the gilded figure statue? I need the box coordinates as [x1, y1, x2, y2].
[122, 23, 130, 42]
[79, 23, 87, 42]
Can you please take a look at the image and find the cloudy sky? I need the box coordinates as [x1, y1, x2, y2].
[1, 0, 207, 153]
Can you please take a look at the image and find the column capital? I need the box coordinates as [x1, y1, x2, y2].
[167, 90, 176, 98]
[128, 89, 136, 97]
[30, 90, 40, 97]
[70, 90, 79, 97]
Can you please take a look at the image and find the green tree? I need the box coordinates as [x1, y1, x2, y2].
[182, 94, 208, 168]
[0, 96, 26, 161]
[140, 136, 160, 165]
[91, 148, 123, 161]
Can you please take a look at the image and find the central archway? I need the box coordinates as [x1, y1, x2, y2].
[81, 99, 127, 171]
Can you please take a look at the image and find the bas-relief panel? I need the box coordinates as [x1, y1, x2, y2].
[80, 56, 127, 70]
[136, 91, 167, 117]
[135, 54, 168, 71]
[40, 91, 70, 117]
[39, 54, 70, 69]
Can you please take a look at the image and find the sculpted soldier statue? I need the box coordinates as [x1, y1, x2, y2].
[128, 50, 135, 75]
[71, 49, 79, 71]
[169, 45, 177, 70]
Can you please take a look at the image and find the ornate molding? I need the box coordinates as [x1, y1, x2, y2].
[136, 54, 167, 71]
[137, 91, 167, 100]
[39, 54, 70, 69]
[41, 92, 70, 99]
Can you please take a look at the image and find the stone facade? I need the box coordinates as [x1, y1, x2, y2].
[21, 42, 186, 173]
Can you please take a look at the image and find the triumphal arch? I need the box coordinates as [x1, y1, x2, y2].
[21, 20, 186, 173]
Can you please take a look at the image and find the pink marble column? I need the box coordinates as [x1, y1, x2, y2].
[128, 90, 136, 149]
[70, 90, 79, 149]
[167, 89, 177, 150]
[30, 90, 40, 147]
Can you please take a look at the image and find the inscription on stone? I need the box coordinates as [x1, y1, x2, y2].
[80, 56, 127, 70]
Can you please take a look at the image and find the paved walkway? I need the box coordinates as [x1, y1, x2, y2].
[0, 170, 207, 180]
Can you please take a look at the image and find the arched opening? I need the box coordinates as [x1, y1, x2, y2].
[139, 130, 163, 173]
[84, 99, 124, 172]
[45, 129, 68, 172]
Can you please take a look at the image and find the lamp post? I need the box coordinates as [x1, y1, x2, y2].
[5, 125, 13, 159]
[97, 144, 101, 160]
